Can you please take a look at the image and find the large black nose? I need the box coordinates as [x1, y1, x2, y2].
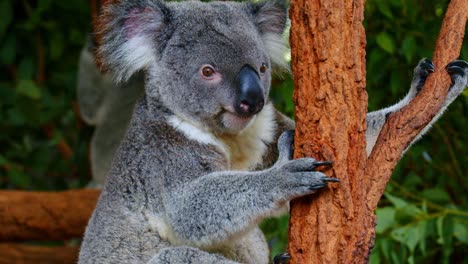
[235, 65, 265, 116]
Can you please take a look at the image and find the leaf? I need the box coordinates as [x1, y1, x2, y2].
[391, 226, 408, 243]
[453, 220, 468, 244]
[369, 249, 380, 264]
[406, 227, 419, 252]
[376, 32, 396, 54]
[384, 193, 408, 208]
[436, 216, 445, 244]
[395, 204, 426, 225]
[420, 188, 451, 203]
[391, 226, 420, 253]
[436, 215, 453, 248]
[376, 207, 396, 234]
[402, 36, 417, 62]
[418, 220, 428, 255]
[17, 80, 41, 100]
[380, 238, 392, 262]
[376, 0, 393, 19]
[390, 250, 402, 264]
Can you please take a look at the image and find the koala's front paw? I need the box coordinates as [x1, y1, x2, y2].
[277, 157, 338, 198]
[413, 58, 435, 93]
[446, 60, 468, 91]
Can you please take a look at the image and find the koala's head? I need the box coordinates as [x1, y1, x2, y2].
[99, 0, 288, 134]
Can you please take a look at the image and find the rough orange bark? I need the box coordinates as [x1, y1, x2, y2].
[287, 0, 466, 263]
[287, 0, 369, 263]
[0, 189, 99, 241]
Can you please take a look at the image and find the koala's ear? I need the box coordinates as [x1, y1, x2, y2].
[248, 0, 289, 70]
[97, 1, 170, 82]
[249, 0, 288, 34]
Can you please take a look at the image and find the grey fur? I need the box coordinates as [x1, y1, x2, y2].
[77, 40, 144, 186]
[365, 59, 468, 155]
[77, 0, 467, 263]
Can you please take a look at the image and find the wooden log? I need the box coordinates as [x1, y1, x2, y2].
[0, 243, 79, 264]
[0, 189, 100, 241]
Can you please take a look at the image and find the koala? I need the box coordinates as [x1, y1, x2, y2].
[77, 39, 144, 187]
[78, 0, 468, 263]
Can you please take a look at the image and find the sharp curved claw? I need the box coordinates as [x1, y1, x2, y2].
[309, 183, 326, 190]
[420, 59, 435, 73]
[324, 177, 340, 182]
[445, 65, 465, 77]
[273, 252, 291, 264]
[312, 160, 333, 170]
[446, 60, 468, 69]
[414, 59, 435, 93]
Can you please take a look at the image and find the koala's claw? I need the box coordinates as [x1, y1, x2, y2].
[446, 60, 467, 77]
[309, 183, 326, 190]
[324, 177, 340, 182]
[414, 58, 435, 92]
[445, 60, 468, 89]
[309, 177, 339, 190]
[273, 252, 291, 264]
[312, 160, 333, 169]
[419, 58, 435, 73]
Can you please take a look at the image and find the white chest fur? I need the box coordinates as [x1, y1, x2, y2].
[168, 104, 276, 171]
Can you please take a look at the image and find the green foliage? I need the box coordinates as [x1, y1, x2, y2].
[0, 0, 91, 189]
[0, 0, 466, 262]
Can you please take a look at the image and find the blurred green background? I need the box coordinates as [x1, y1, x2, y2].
[0, 0, 466, 263]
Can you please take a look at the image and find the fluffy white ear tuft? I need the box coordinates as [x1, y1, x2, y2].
[262, 32, 290, 72]
[248, 1, 290, 71]
[98, 1, 169, 82]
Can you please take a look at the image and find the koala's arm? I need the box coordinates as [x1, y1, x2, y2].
[162, 131, 335, 247]
[76, 37, 114, 125]
[263, 59, 467, 163]
[365, 59, 467, 155]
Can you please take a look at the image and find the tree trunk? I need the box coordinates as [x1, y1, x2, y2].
[287, 0, 466, 263]
[287, 0, 369, 263]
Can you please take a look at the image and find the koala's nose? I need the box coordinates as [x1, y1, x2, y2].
[236, 65, 265, 116]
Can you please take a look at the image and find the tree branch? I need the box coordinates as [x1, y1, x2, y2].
[0, 189, 99, 241]
[366, 0, 467, 210]
[0, 243, 79, 264]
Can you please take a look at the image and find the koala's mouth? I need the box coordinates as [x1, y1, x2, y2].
[220, 110, 256, 132]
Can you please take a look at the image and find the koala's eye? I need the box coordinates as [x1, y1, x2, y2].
[260, 63, 268, 74]
[201, 65, 216, 78]
[200, 64, 221, 83]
